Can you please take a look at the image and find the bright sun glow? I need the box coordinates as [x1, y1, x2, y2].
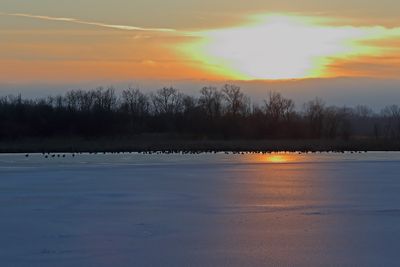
[181, 14, 393, 80]
[266, 155, 290, 163]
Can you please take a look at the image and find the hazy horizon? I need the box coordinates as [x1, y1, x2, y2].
[1, 77, 399, 110]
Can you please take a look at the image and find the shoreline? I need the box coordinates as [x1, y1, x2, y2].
[1, 138, 400, 153]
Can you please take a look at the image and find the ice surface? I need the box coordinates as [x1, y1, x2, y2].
[1, 152, 400, 266]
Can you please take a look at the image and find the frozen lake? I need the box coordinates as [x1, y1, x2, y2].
[1, 152, 400, 266]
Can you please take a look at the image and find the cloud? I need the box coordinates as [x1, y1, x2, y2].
[0, 12, 176, 33]
[180, 14, 400, 80]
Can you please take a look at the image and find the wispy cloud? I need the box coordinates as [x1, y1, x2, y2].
[0, 12, 177, 33]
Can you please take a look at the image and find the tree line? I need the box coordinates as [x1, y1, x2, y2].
[0, 84, 399, 141]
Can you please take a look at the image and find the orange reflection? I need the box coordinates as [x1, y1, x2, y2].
[217, 153, 335, 265]
[245, 153, 298, 164]
[266, 155, 290, 163]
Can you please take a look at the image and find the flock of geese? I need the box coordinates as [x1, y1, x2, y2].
[23, 150, 367, 158]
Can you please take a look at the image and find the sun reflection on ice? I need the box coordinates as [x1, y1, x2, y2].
[247, 153, 299, 163]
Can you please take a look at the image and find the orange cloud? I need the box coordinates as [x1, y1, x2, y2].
[0, 59, 224, 82]
[1, 11, 400, 82]
[327, 56, 400, 78]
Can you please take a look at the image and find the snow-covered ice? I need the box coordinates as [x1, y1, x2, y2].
[1, 152, 400, 266]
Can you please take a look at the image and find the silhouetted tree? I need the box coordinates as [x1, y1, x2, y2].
[0, 86, 396, 142]
[151, 87, 183, 115]
[221, 84, 249, 116]
[121, 88, 149, 116]
[304, 98, 325, 138]
[381, 105, 400, 139]
[264, 92, 295, 122]
[198, 86, 223, 118]
[121, 88, 150, 133]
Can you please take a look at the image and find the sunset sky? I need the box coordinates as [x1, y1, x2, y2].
[1, 0, 400, 84]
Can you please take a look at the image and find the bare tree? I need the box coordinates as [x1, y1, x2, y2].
[221, 84, 249, 116]
[92, 87, 117, 112]
[324, 106, 342, 139]
[151, 87, 183, 115]
[354, 105, 373, 119]
[381, 105, 400, 139]
[182, 95, 197, 114]
[304, 98, 325, 138]
[199, 86, 223, 118]
[264, 92, 295, 122]
[322, 106, 351, 139]
[121, 88, 149, 117]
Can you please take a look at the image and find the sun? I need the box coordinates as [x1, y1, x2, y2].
[180, 14, 378, 80]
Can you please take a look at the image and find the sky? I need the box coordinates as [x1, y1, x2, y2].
[1, 0, 400, 104]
